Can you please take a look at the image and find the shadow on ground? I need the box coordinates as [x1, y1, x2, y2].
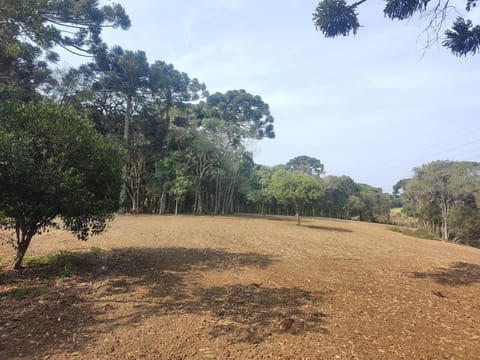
[230, 214, 296, 222]
[0, 246, 328, 358]
[412, 262, 480, 286]
[303, 225, 352, 233]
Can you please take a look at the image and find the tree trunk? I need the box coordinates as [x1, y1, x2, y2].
[118, 166, 127, 213]
[440, 198, 449, 240]
[119, 94, 132, 213]
[296, 211, 300, 226]
[131, 196, 137, 214]
[11, 229, 34, 270]
[215, 172, 220, 215]
[158, 191, 166, 215]
[193, 189, 198, 215]
[175, 198, 179, 215]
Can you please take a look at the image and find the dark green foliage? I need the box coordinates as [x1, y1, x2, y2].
[0, 0, 130, 100]
[319, 175, 359, 219]
[0, 101, 125, 269]
[384, 0, 429, 20]
[0, 0, 130, 55]
[0, 43, 54, 101]
[269, 168, 323, 224]
[392, 178, 411, 207]
[444, 18, 480, 56]
[96, 47, 150, 102]
[149, 60, 207, 108]
[313, 0, 480, 56]
[286, 156, 324, 177]
[313, 0, 364, 37]
[467, 0, 479, 11]
[448, 194, 480, 247]
[404, 160, 480, 243]
[393, 178, 410, 197]
[205, 90, 275, 145]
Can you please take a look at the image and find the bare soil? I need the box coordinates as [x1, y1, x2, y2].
[1, 215, 480, 359]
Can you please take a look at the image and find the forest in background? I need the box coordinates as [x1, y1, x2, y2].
[1, 0, 479, 253]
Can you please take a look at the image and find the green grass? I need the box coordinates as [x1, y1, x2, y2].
[90, 246, 103, 256]
[23, 251, 99, 278]
[0, 286, 48, 300]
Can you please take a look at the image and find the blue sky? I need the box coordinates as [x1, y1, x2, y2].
[65, 0, 480, 193]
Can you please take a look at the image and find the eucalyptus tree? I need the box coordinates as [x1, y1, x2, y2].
[197, 89, 276, 215]
[448, 193, 480, 246]
[170, 171, 193, 215]
[186, 130, 222, 215]
[405, 160, 480, 240]
[313, 0, 480, 56]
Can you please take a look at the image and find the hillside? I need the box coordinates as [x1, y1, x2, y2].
[1, 215, 479, 359]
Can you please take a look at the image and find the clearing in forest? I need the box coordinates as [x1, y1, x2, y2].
[1, 215, 479, 359]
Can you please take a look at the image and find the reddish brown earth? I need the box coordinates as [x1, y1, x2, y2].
[1, 215, 480, 359]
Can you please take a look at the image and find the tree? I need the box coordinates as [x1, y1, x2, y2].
[405, 160, 480, 240]
[0, 101, 124, 269]
[170, 171, 193, 215]
[448, 193, 480, 247]
[0, 0, 130, 56]
[319, 175, 359, 218]
[269, 168, 323, 225]
[149, 60, 207, 115]
[313, 0, 480, 56]
[357, 183, 392, 222]
[0, 0, 130, 99]
[242, 165, 275, 216]
[94, 46, 150, 211]
[204, 89, 275, 146]
[287, 155, 325, 177]
[187, 130, 221, 215]
[95, 46, 150, 146]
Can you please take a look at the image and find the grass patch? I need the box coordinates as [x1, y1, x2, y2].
[0, 286, 47, 300]
[389, 226, 439, 240]
[90, 246, 103, 256]
[23, 251, 99, 278]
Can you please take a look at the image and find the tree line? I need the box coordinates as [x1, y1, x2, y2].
[1, 1, 479, 269]
[393, 161, 480, 247]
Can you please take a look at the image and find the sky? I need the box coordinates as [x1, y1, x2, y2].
[63, 0, 480, 193]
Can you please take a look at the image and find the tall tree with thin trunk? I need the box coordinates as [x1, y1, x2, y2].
[95, 47, 150, 211]
[406, 160, 480, 240]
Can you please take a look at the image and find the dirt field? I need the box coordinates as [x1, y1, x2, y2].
[1, 215, 480, 359]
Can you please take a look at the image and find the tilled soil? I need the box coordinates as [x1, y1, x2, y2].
[1, 215, 479, 359]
